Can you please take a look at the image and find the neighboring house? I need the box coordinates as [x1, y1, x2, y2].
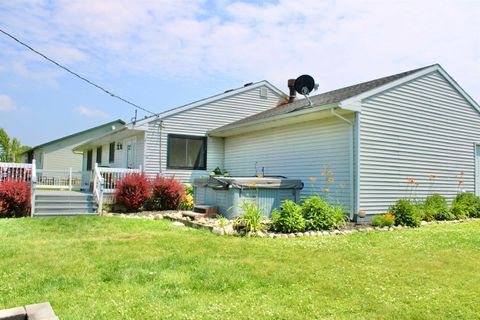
[74, 81, 286, 180]
[208, 64, 480, 219]
[21, 119, 125, 170]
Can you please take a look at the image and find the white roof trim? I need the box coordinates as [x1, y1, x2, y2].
[132, 81, 286, 127]
[339, 64, 480, 113]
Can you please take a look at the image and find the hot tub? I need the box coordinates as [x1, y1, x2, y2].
[193, 176, 304, 218]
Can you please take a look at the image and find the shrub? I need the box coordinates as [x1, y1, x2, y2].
[114, 173, 149, 212]
[0, 180, 30, 218]
[422, 194, 453, 221]
[451, 192, 480, 218]
[178, 184, 194, 210]
[372, 213, 395, 227]
[234, 200, 265, 234]
[146, 176, 185, 211]
[271, 200, 305, 233]
[301, 196, 346, 231]
[389, 199, 421, 227]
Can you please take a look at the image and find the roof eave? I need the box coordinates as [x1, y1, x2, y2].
[209, 102, 342, 137]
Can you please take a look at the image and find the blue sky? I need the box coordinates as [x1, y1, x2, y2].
[0, 0, 479, 147]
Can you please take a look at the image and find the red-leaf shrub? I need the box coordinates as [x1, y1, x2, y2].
[146, 176, 185, 211]
[114, 173, 149, 212]
[0, 180, 31, 218]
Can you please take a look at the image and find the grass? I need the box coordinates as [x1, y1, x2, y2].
[0, 217, 479, 319]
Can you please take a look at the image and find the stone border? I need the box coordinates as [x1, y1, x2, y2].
[0, 302, 58, 320]
[104, 211, 479, 238]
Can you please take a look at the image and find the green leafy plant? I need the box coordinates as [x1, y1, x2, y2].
[178, 184, 194, 210]
[422, 194, 453, 221]
[371, 213, 395, 227]
[301, 195, 346, 231]
[234, 200, 265, 234]
[389, 199, 421, 227]
[451, 192, 480, 219]
[271, 200, 305, 233]
[217, 215, 228, 229]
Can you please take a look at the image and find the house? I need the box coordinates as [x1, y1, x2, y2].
[21, 119, 125, 171]
[208, 64, 480, 220]
[73, 81, 286, 181]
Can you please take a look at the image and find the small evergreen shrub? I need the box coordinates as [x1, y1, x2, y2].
[114, 173, 149, 212]
[389, 199, 421, 227]
[301, 195, 346, 231]
[271, 200, 305, 233]
[371, 213, 395, 227]
[146, 176, 185, 211]
[234, 200, 265, 234]
[422, 194, 453, 221]
[451, 192, 480, 218]
[0, 180, 31, 218]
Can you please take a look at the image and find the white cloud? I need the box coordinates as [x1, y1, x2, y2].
[0, 0, 479, 100]
[0, 94, 17, 111]
[75, 106, 110, 119]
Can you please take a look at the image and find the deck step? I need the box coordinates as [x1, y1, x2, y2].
[33, 191, 98, 216]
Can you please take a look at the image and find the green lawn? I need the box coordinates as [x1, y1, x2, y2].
[0, 217, 479, 319]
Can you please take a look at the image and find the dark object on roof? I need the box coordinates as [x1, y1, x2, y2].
[217, 64, 435, 130]
[244, 82, 253, 87]
[294, 75, 316, 95]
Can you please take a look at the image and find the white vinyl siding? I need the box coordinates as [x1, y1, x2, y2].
[143, 86, 283, 182]
[224, 116, 353, 212]
[359, 71, 480, 214]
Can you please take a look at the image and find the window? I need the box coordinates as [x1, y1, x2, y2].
[86, 150, 93, 171]
[96, 146, 102, 165]
[109, 142, 115, 163]
[167, 134, 207, 170]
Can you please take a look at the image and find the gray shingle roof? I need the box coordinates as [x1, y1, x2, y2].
[213, 64, 436, 132]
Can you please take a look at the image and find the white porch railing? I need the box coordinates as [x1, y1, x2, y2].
[0, 162, 33, 182]
[98, 166, 142, 194]
[93, 163, 104, 214]
[36, 169, 85, 190]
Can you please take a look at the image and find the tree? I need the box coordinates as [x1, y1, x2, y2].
[0, 128, 30, 163]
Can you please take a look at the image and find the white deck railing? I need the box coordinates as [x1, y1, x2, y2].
[93, 164, 104, 214]
[98, 166, 142, 194]
[0, 162, 33, 182]
[36, 169, 86, 190]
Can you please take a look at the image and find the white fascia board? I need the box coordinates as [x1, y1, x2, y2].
[131, 81, 287, 128]
[339, 64, 480, 114]
[209, 102, 340, 137]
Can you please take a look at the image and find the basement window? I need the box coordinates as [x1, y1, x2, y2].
[167, 134, 207, 170]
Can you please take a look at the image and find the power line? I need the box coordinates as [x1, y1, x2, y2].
[0, 28, 157, 116]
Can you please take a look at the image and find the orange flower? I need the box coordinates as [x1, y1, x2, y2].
[321, 171, 326, 176]
[308, 177, 318, 182]
[327, 177, 334, 183]
[327, 171, 333, 175]
[358, 210, 365, 215]
[458, 180, 464, 185]
[460, 171, 465, 176]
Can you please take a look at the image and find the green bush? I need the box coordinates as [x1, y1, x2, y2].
[422, 194, 453, 221]
[234, 200, 265, 234]
[301, 196, 346, 231]
[451, 193, 480, 218]
[271, 200, 305, 233]
[371, 214, 395, 227]
[389, 199, 421, 227]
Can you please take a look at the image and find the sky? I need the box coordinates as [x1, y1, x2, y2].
[0, 0, 479, 147]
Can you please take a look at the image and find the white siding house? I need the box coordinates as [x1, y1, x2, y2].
[74, 81, 286, 180]
[21, 120, 125, 170]
[210, 64, 480, 220]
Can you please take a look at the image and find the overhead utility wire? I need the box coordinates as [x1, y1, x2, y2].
[0, 28, 157, 115]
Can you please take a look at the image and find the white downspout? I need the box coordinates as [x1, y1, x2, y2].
[330, 108, 355, 220]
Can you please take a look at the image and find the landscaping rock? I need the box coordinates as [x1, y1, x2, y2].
[172, 221, 185, 227]
[288, 233, 295, 238]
